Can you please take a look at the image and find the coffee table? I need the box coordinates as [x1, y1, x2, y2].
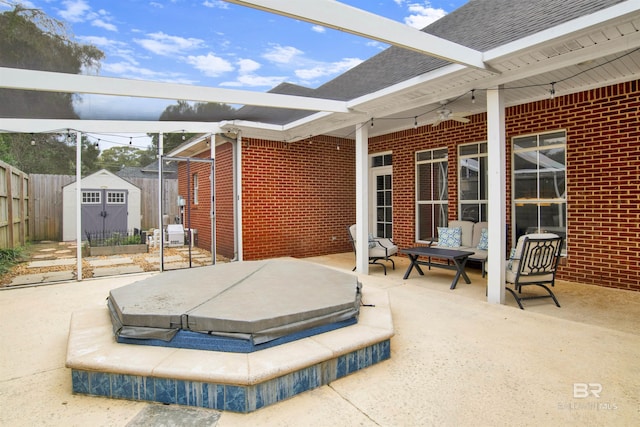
[401, 246, 475, 289]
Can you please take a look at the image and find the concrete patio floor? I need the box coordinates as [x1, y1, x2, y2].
[0, 252, 638, 426]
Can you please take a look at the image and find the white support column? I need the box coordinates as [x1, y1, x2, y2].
[486, 86, 507, 304]
[355, 123, 369, 274]
[235, 131, 243, 261]
[158, 133, 164, 272]
[75, 131, 82, 281]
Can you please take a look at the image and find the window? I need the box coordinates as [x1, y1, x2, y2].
[192, 173, 199, 205]
[371, 153, 393, 238]
[107, 191, 125, 204]
[512, 131, 566, 247]
[458, 142, 488, 222]
[82, 191, 101, 204]
[416, 148, 448, 242]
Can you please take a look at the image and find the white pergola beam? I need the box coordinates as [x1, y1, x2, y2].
[224, 0, 488, 70]
[0, 67, 351, 113]
[0, 118, 227, 134]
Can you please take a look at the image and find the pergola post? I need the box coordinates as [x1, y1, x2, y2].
[355, 122, 369, 274]
[486, 86, 507, 304]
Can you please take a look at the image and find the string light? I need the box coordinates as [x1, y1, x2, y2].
[549, 82, 556, 99]
[129, 137, 132, 145]
[471, 89, 476, 104]
[414, 117, 418, 128]
[30, 133, 35, 146]
[370, 118, 374, 127]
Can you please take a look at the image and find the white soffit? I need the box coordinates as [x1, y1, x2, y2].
[223, 0, 490, 71]
[0, 67, 352, 113]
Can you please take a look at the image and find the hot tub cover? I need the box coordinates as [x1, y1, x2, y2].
[107, 259, 361, 350]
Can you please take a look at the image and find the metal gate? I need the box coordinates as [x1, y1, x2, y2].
[81, 189, 128, 236]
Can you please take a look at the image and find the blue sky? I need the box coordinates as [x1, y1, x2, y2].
[7, 0, 467, 90]
[3, 0, 467, 146]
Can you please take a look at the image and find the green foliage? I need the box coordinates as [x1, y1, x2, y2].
[98, 233, 142, 247]
[0, 133, 102, 174]
[0, 246, 27, 275]
[148, 100, 238, 154]
[97, 146, 148, 173]
[0, 5, 104, 119]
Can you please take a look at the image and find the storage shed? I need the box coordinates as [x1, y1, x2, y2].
[62, 169, 142, 241]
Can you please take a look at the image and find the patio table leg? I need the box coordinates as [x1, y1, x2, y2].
[449, 256, 471, 290]
[403, 254, 424, 279]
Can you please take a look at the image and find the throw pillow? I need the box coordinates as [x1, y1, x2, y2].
[368, 233, 376, 248]
[507, 247, 517, 270]
[477, 228, 489, 250]
[437, 227, 462, 248]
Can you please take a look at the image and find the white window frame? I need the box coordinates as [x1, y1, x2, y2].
[82, 191, 101, 204]
[512, 129, 567, 251]
[369, 152, 393, 238]
[415, 147, 448, 243]
[193, 173, 199, 205]
[458, 141, 488, 222]
[106, 191, 126, 204]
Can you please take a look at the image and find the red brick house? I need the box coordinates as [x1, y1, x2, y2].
[174, 0, 640, 295]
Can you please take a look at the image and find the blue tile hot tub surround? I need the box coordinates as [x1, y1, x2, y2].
[70, 339, 390, 413]
[66, 287, 393, 413]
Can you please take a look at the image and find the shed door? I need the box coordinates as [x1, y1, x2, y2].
[81, 189, 128, 237]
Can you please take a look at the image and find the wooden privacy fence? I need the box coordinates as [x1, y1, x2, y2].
[0, 160, 29, 249]
[27, 174, 178, 243]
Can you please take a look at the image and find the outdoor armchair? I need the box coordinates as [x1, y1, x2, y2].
[505, 233, 563, 309]
[347, 224, 398, 275]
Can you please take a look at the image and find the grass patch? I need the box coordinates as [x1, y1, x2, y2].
[0, 247, 27, 275]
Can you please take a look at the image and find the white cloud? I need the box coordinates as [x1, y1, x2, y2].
[92, 19, 117, 32]
[135, 32, 204, 56]
[237, 58, 261, 74]
[262, 45, 303, 64]
[404, 2, 447, 29]
[58, 0, 90, 23]
[202, 1, 229, 9]
[311, 25, 326, 34]
[186, 53, 234, 77]
[295, 57, 363, 80]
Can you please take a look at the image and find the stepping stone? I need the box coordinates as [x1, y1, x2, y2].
[88, 258, 134, 267]
[43, 271, 76, 281]
[10, 274, 46, 286]
[92, 265, 144, 277]
[28, 259, 76, 268]
[33, 255, 53, 259]
[55, 250, 71, 254]
[145, 255, 182, 263]
[39, 248, 56, 252]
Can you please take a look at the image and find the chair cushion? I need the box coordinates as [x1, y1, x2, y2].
[437, 227, 462, 247]
[477, 228, 488, 250]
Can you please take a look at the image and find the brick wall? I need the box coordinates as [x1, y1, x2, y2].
[240, 135, 355, 260]
[176, 144, 235, 260]
[369, 80, 640, 291]
[178, 81, 639, 292]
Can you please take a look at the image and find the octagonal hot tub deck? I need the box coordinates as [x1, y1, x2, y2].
[66, 259, 393, 413]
